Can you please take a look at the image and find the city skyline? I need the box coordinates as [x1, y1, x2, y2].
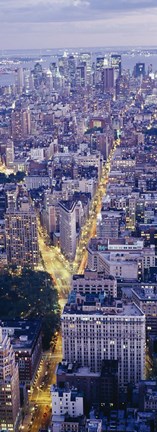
[0, 43, 157, 430]
[0, 0, 157, 49]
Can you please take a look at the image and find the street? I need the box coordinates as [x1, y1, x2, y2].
[20, 334, 62, 431]
[0, 145, 117, 432]
[22, 150, 115, 431]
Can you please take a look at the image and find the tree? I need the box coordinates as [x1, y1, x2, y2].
[0, 268, 61, 350]
[0, 171, 25, 184]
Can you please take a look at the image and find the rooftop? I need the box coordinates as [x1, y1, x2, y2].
[59, 199, 76, 212]
[132, 285, 157, 301]
[51, 385, 83, 399]
[57, 361, 100, 377]
[62, 300, 144, 317]
[1, 319, 42, 350]
[72, 271, 115, 281]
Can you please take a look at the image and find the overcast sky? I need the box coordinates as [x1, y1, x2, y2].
[0, 0, 157, 50]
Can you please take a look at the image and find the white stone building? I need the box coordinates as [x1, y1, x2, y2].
[62, 300, 145, 388]
[51, 386, 84, 417]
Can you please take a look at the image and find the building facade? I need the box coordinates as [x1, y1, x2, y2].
[51, 386, 84, 418]
[0, 328, 20, 432]
[62, 300, 145, 389]
[5, 204, 39, 268]
[2, 319, 42, 389]
[59, 200, 77, 261]
[72, 271, 117, 298]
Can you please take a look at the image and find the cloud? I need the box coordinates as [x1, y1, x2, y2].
[0, 0, 157, 23]
[0, 0, 157, 49]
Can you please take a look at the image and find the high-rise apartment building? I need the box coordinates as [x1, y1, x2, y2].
[62, 298, 145, 389]
[5, 201, 39, 268]
[11, 107, 31, 140]
[59, 200, 77, 261]
[0, 328, 20, 432]
[6, 185, 18, 211]
[6, 139, 14, 168]
[126, 197, 137, 229]
[2, 319, 42, 389]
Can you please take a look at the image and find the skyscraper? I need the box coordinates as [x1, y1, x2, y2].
[111, 54, 122, 79]
[59, 200, 77, 261]
[5, 200, 39, 269]
[46, 69, 53, 91]
[24, 70, 34, 93]
[96, 57, 105, 71]
[134, 63, 145, 78]
[0, 327, 20, 432]
[68, 55, 76, 88]
[80, 53, 92, 85]
[76, 64, 87, 87]
[103, 68, 114, 91]
[96, 57, 107, 85]
[17, 67, 24, 94]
